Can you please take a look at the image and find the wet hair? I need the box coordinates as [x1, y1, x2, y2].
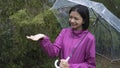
[69, 4, 89, 30]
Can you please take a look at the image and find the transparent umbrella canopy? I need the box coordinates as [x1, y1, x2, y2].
[51, 0, 120, 61]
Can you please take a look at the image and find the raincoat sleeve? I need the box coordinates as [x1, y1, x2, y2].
[39, 29, 65, 57]
[70, 37, 96, 68]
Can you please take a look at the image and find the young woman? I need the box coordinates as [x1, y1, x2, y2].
[27, 5, 96, 68]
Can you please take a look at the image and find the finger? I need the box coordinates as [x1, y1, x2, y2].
[26, 36, 30, 39]
[26, 36, 33, 39]
[26, 36, 35, 40]
[61, 59, 67, 63]
[60, 59, 69, 68]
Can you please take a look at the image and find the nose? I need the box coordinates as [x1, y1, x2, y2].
[69, 18, 75, 23]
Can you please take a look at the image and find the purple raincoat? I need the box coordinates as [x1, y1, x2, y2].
[40, 28, 96, 68]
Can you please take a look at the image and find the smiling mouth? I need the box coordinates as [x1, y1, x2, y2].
[70, 23, 77, 26]
[71, 24, 75, 26]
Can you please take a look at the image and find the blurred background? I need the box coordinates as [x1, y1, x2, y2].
[0, 0, 120, 68]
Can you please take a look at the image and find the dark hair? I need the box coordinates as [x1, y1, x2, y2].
[69, 4, 89, 30]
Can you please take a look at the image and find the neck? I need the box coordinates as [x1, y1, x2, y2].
[73, 27, 83, 31]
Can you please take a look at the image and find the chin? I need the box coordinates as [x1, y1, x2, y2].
[71, 27, 78, 30]
[71, 26, 77, 29]
[71, 26, 75, 29]
[71, 26, 82, 30]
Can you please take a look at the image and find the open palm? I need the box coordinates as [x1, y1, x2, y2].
[26, 34, 45, 41]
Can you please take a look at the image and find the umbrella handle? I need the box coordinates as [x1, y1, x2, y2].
[54, 57, 70, 68]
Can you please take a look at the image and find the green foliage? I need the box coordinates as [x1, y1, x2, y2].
[0, 0, 52, 22]
[92, 0, 120, 18]
[0, 0, 61, 68]
[1, 0, 119, 68]
[43, 10, 61, 41]
[89, 0, 120, 60]
[10, 9, 31, 24]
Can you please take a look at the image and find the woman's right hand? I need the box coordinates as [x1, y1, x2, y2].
[26, 34, 46, 41]
[59, 59, 70, 68]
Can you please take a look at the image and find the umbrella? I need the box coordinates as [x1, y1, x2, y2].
[51, 0, 120, 62]
[51, 0, 120, 31]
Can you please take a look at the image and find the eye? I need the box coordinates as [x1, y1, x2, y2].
[74, 17, 79, 20]
[69, 16, 80, 20]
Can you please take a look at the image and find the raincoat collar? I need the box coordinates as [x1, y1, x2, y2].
[71, 28, 88, 38]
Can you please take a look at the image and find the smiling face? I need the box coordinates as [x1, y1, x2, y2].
[69, 11, 84, 30]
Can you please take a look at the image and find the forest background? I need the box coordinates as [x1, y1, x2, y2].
[0, 0, 120, 68]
